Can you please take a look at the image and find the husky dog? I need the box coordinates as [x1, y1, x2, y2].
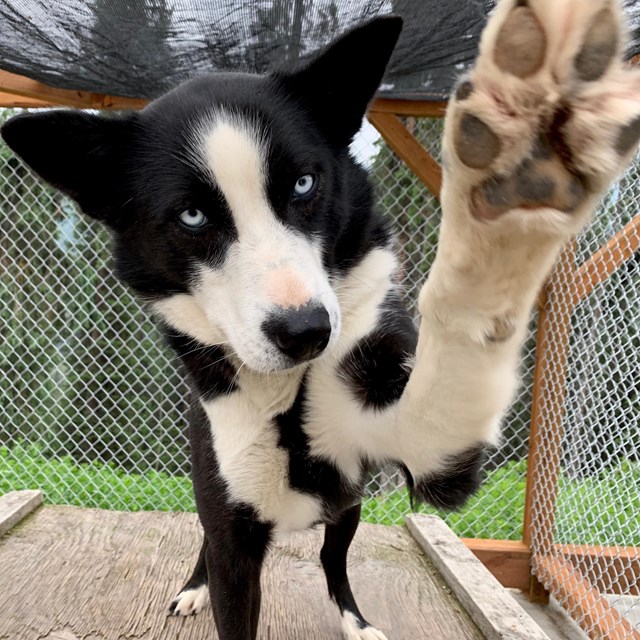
[3, 0, 639, 637]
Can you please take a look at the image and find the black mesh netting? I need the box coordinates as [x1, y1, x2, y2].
[1, 1, 640, 103]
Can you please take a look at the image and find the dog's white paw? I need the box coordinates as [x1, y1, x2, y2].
[341, 611, 389, 640]
[168, 584, 209, 616]
[444, 0, 640, 238]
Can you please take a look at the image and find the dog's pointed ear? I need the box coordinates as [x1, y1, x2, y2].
[1, 110, 137, 226]
[278, 16, 402, 147]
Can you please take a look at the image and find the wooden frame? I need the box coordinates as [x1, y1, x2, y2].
[523, 244, 577, 602]
[0, 70, 448, 118]
[2, 67, 639, 638]
[574, 215, 640, 303]
[0, 70, 146, 110]
[370, 98, 447, 118]
[536, 554, 640, 640]
[463, 539, 640, 596]
[368, 111, 442, 198]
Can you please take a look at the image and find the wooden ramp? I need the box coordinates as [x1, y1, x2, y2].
[0, 502, 484, 640]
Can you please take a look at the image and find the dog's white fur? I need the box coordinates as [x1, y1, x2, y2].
[341, 611, 388, 640]
[201, 369, 324, 533]
[172, 585, 210, 616]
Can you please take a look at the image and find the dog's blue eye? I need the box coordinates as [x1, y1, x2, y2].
[293, 175, 316, 198]
[178, 209, 207, 228]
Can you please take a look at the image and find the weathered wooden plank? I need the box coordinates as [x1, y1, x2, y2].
[0, 506, 483, 639]
[0, 490, 43, 537]
[407, 514, 550, 640]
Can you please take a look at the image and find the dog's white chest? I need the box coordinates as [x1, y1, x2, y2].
[200, 369, 322, 533]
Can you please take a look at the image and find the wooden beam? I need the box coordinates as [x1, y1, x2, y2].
[0, 70, 448, 117]
[368, 111, 443, 199]
[0, 70, 147, 110]
[535, 553, 640, 640]
[0, 92, 53, 108]
[409, 517, 550, 640]
[370, 98, 447, 118]
[463, 538, 640, 596]
[462, 539, 531, 591]
[573, 214, 640, 303]
[0, 490, 43, 537]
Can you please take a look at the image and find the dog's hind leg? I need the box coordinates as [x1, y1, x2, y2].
[321, 504, 388, 640]
[168, 537, 209, 616]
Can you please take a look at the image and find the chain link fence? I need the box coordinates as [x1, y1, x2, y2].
[524, 157, 640, 636]
[1, 110, 639, 634]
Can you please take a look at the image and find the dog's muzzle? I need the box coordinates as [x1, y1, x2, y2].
[262, 303, 331, 364]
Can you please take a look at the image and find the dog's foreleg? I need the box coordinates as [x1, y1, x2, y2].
[393, 0, 640, 505]
[204, 527, 267, 640]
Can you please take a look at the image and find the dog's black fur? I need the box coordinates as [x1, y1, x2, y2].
[2, 17, 482, 639]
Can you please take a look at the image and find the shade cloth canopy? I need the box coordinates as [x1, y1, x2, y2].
[1, 0, 640, 103]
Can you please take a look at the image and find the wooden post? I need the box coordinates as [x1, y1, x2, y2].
[523, 244, 577, 602]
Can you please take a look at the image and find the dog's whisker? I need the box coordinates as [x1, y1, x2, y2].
[345, 274, 377, 293]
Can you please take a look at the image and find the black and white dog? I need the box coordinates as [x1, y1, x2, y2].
[3, 0, 640, 637]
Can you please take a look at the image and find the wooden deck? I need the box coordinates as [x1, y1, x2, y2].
[0, 505, 484, 640]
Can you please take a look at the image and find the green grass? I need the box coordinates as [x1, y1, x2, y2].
[2, 444, 638, 545]
[0, 444, 196, 512]
[362, 461, 527, 539]
[362, 459, 640, 545]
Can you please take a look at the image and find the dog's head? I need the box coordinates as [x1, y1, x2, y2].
[1, 18, 401, 373]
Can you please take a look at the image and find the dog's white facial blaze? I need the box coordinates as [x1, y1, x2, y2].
[203, 119, 269, 239]
[164, 111, 341, 372]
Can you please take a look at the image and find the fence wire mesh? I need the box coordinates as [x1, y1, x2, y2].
[1, 110, 639, 635]
[525, 156, 640, 637]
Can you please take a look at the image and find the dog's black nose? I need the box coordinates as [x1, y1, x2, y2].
[263, 304, 331, 363]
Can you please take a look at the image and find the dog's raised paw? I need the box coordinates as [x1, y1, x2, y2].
[445, 0, 640, 236]
[341, 611, 389, 640]
[168, 584, 209, 616]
